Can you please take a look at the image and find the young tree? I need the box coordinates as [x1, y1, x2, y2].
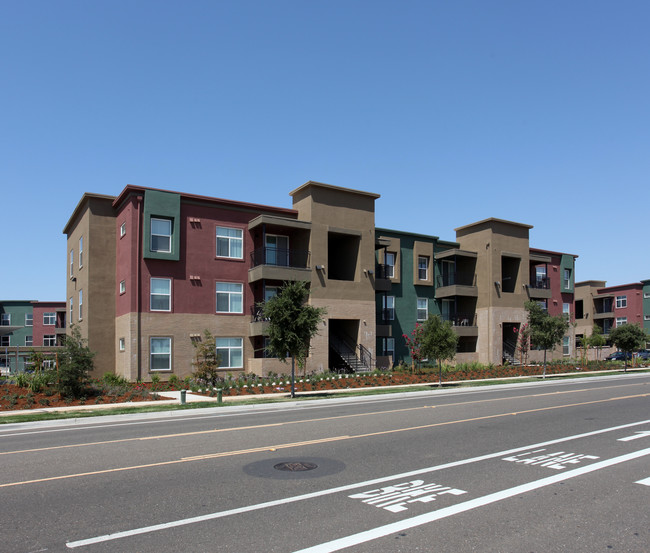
[192, 330, 221, 387]
[261, 281, 326, 397]
[419, 315, 458, 385]
[58, 325, 95, 398]
[609, 323, 649, 372]
[586, 324, 606, 361]
[403, 323, 425, 373]
[525, 301, 569, 378]
[514, 322, 531, 366]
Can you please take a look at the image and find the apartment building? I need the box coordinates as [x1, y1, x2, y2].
[0, 300, 65, 372]
[376, 218, 578, 367]
[575, 280, 648, 350]
[64, 182, 380, 380]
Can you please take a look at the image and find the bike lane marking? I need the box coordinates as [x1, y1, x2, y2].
[295, 447, 650, 553]
[65, 418, 650, 549]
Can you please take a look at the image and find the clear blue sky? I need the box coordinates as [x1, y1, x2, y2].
[2, 0, 648, 300]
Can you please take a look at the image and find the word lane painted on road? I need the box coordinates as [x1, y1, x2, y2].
[349, 480, 466, 513]
[503, 448, 598, 470]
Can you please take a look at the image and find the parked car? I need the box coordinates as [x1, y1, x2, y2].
[635, 350, 650, 361]
[605, 351, 632, 361]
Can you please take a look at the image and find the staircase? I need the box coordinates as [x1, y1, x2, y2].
[502, 338, 520, 365]
[330, 334, 372, 373]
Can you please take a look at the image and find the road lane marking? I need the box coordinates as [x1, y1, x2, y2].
[636, 477, 650, 486]
[294, 447, 650, 553]
[65, 418, 650, 549]
[3, 395, 648, 488]
[618, 430, 650, 442]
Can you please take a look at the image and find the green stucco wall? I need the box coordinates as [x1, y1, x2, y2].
[143, 190, 181, 261]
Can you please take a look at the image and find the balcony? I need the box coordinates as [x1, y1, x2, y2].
[373, 264, 392, 292]
[442, 312, 478, 337]
[249, 306, 269, 336]
[436, 274, 478, 298]
[248, 247, 311, 283]
[527, 277, 552, 299]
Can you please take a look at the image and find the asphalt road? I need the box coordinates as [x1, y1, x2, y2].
[1, 374, 648, 553]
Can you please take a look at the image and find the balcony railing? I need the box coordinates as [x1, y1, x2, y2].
[375, 264, 393, 279]
[250, 306, 269, 323]
[379, 308, 394, 323]
[529, 277, 550, 290]
[441, 312, 476, 327]
[250, 247, 310, 269]
[436, 273, 476, 287]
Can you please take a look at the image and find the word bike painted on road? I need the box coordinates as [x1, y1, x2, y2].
[503, 449, 598, 470]
[349, 480, 467, 513]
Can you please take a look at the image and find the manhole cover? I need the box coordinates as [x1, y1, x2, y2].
[274, 461, 318, 472]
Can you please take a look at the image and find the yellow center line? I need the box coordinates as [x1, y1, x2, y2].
[0, 392, 646, 489]
[0, 382, 642, 457]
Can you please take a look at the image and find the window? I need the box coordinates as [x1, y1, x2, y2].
[563, 336, 570, 356]
[264, 286, 279, 302]
[120, 222, 126, 237]
[151, 218, 172, 253]
[70, 249, 74, 277]
[25, 313, 33, 326]
[43, 335, 56, 347]
[119, 280, 126, 295]
[216, 226, 243, 259]
[43, 312, 55, 325]
[615, 295, 627, 309]
[150, 337, 171, 371]
[385, 252, 395, 278]
[78, 289, 83, 320]
[1, 313, 10, 325]
[79, 236, 83, 268]
[382, 296, 395, 321]
[417, 298, 428, 321]
[216, 337, 243, 368]
[563, 269, 571, 289]
[645, 292, 650, 299]
[69, 297, 73, 326]
[644, 315, 650, 321]
[150, 278, 171, 311]
[384, 337, 395, 361]
[216, 282, 243, 313]
[119, 337, 125, 352]
[25, 336, 33, 346]
[0, 336, 9, 347]
[418, 256, 429, 281]
[616, 317, 627, 327]
[265, 234, 289, 266]
[563, 303, 570, 319]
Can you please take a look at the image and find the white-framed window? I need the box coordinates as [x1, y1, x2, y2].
[1, 313, 10, 325]
[563, 268, 571, 289]
[216, 226, 243, 259]
[384, 337, 395, 361]
[644, 315, 650, 321]
[418, 256, 429, 281]
[383, 296, 395, 320]
[78, 289, 83, 320]
[385, 252, 395, 278]
[25, 313, 33, 326]
[70, 249, 74, 277]
[43, 335, 56, 347]
[417, 298, 428, 321]
[563, 303, 570, 319]
[150, 278, 171, 311]
[120, 222, 126, 237]
[151, 218, 172, 253]
[150, 337, 171, 371]
[216, 337, 243, 368]
[563, 336, 570, 356]
[616, 317, 627, 327]
[615, 295, 627, 309]
[119, 337, 125, 352]
[79, 236, 83, 268]
[644, 292, 650, 299]
[25, 335, 33, 347]
[119, 280, 126, 295]
[216, 282, 243, 313]
[43, 312, 55, 325]
[69, 297, 73, 326]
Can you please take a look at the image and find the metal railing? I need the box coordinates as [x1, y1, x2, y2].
[529, 277, 550, 289]
[441, 312, 476, 327]
[436, 273, 476, 287]
[250, 247, 310, 269]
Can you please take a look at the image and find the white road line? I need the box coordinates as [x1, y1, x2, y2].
[294, 448, 650, 553]
[618, 430, 650, 442]
[636, 476, 650, 486]
[66, 418, 650, 549]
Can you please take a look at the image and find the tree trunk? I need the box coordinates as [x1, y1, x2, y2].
[543, 349, 547, 378]
[290, 356, 296, 398]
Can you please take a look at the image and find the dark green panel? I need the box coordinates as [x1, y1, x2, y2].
[143, 190, 181, 261]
